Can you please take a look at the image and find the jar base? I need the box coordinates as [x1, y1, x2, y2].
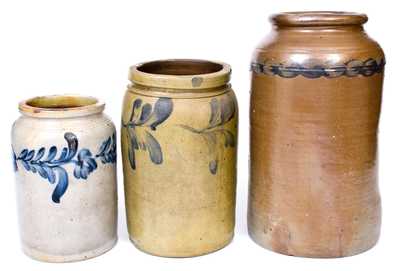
[129, 234, 234, 258]
[21, 237, 118, 263]
[248, 229, 378, 258]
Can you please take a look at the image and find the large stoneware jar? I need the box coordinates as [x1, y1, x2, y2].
[249, 12, 385, 257]
[12, 95, 117, 262]
[121, 59, 238, 257]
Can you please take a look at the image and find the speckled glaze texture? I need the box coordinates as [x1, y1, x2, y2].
[12, 95, 118, 262]
[249, 12, 385, 258]
[121, 60, 238, 257]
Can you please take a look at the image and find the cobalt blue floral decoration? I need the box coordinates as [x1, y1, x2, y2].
[13, 132, 117, 203]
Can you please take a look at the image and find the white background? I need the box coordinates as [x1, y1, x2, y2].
[0, 0, 398, 270]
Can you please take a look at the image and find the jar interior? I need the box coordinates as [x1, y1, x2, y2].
[26, 96, 98, 109]
[137, 60, 224, 76]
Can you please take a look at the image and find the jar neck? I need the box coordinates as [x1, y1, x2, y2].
[273, 24, 365, 33]
[128, 82, 232, 99]
[19, 95, 105, 119]
[270, 11, 368, 27]
[129, 59, 231, 92]
[270, 11, 368, 36]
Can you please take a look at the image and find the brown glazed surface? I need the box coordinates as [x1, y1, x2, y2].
[122, 60, 238, 257]
[249, 12, 384, 258]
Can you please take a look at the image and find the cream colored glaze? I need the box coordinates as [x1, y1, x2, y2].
[12, 95, 117, 262]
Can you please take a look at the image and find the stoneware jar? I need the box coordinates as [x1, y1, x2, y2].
[11, 95, 118, 262]
[249, 12, 385, 258]
[121, 59, 238, 257]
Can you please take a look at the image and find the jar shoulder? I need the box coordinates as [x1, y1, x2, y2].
[253, 28, 385, 63]
[122, 86, 237, 110]
[121, 88, 238, 129]
[12, 113, 116, 147]
[124, 83, 236, 100]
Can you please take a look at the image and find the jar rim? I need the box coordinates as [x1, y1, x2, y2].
[271, 11, 368, 27]
[19, 94, 105, 118]
[129, 59, 231, 90]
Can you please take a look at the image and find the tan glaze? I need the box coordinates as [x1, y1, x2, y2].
[121, 60, 238, 257]
[249, 12, 384, 258]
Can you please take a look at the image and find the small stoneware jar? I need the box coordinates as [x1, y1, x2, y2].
[11, 95, 118, 262]
[249, 12, 385, 258]
[121, 59, 238, 257]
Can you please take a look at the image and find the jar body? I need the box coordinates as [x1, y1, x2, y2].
[12, 113, 117, 262]
[121, 84, 238, 257]
[249, 22, 384, 257]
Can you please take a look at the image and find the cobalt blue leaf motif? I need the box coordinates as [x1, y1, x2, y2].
[95, 133, 117, 164]
[12, 150, 18, 171]
[12, 132, 117, 204]
[123, 97, 173, 170]
[179, 95, 236, 175]
[74, 149, 97, 179]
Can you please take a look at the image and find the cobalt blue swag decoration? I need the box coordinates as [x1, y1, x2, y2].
[251, 57, 385, 79]
[12, 132, 116, 203]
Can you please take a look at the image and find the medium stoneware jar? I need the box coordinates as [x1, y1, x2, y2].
[11, 95, 118, 262]
[121, 59, 238, 257]
[249, 12, 385, 258]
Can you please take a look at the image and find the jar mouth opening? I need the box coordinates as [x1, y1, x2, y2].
[19, 95, 105, 118]
[137, 59, 224, 76]
[271, 11, 368, 27]
[130, 59, 231, 90]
